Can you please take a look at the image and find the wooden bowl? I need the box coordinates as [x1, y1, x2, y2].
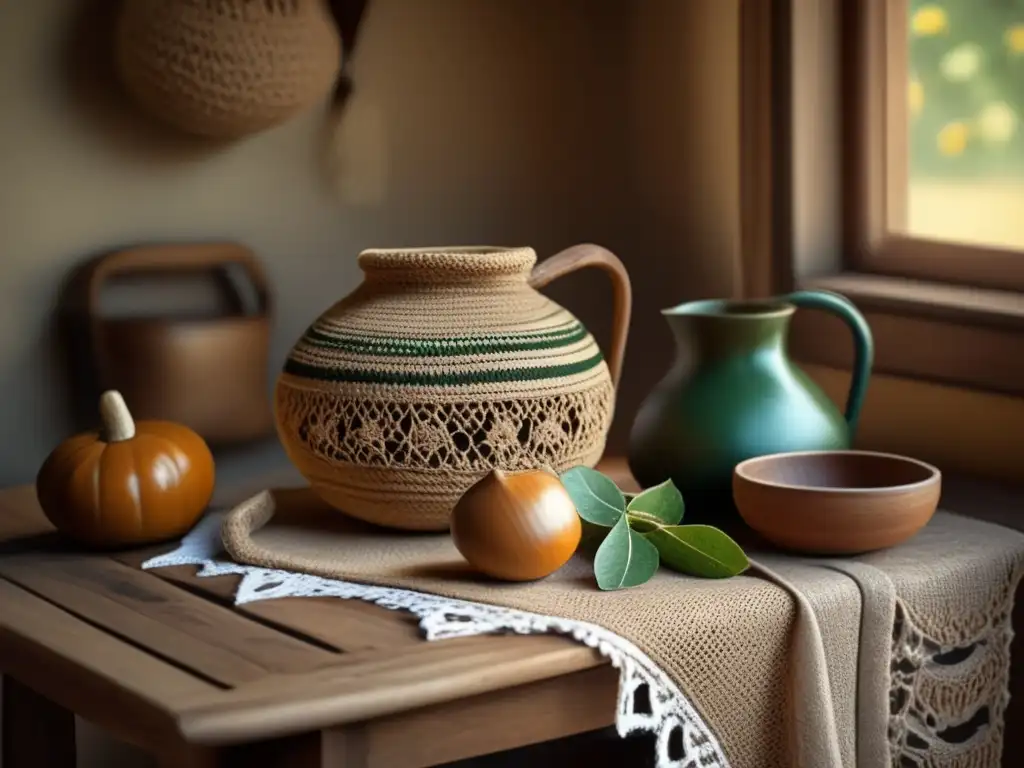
[732, 450, 941, 555]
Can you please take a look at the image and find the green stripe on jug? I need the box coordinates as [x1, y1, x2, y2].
[283, 351, 606, 386]
[301, 321, 589, 357]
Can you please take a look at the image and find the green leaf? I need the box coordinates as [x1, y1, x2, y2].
[560, 466, 626, 527]
[625, 479, 684, 526]
[593, 516, 660, 590]
[646, 525, 749, 579]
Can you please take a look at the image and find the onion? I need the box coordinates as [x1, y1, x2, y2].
[450, 468, 582, 582]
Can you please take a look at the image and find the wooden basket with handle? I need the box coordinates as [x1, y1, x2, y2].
[82, 242, 275, 446]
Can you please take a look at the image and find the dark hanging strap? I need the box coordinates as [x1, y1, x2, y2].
[328, 0, 371, 108]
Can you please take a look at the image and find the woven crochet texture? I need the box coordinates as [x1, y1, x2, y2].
[222, 491, 1024, 768]
[115, 0, 341, 139]
[275, 248, 616, 530]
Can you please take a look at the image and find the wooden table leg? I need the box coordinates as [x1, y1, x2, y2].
[2, 676, 77, 768]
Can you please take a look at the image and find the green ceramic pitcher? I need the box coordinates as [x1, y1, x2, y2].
[627, 289, 873, 525]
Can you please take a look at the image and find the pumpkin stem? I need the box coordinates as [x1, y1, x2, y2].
[99, 390, 136, 442]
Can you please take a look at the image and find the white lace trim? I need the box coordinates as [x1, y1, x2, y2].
[143, 512, 731, 768]
[889, 598, 1017, 766]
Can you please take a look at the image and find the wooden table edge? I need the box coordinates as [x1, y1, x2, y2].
[0, 578, 212, 754]
[174, 641, 607, 746]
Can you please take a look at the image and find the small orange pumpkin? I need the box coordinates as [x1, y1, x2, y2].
[36, 390, 216, 548]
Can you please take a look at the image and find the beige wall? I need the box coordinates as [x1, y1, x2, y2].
[0, 0, 633, 486]
[0, 0, 745, 483]
[805, 364, 1024, 483]
[0, 0, 741, 764]
[616, 0, 742, 444]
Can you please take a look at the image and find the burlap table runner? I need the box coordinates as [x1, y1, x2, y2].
[221, 487, 1024, 768]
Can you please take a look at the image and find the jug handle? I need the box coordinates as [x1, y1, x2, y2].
[783, 289, 875, 438]
[528, 244, 632, 390]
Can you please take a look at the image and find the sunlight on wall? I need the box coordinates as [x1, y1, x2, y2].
[804, 363, 1024, 482]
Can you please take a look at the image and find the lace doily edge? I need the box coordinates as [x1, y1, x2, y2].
[141, 512, 732, 768]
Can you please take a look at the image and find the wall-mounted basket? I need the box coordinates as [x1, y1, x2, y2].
[81, 243, 275, 446]
[114, 0, 343, 140]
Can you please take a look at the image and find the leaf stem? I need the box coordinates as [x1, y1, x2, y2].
[626, 510, 665, 533]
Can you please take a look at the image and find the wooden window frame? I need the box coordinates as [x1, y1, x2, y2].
[740, 0, 1024, 396]
[847, 0, 1024, 291]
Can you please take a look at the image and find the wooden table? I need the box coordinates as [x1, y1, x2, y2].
[0, 465, 643, 768]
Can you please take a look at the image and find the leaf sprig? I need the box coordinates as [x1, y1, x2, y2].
[560, 466, 749, 591]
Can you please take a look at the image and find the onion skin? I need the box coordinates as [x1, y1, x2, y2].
[450, 468, 582, 582]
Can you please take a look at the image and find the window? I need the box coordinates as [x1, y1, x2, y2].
[739, 0, 1024, 396]
[905, 2, 1024, 251]
[847, 0, 1024, 291]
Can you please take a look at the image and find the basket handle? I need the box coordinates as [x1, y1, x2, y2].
[84, 242, 272, 319]
[81, 243, 272, 393]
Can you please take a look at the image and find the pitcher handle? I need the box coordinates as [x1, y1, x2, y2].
[783, 289, 874, 437]
[528, 244, 632, 390]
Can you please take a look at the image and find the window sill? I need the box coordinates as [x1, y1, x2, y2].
[801, 273, 1024, 328]
[789, 272, 1024, 395]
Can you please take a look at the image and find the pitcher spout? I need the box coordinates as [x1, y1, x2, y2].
[660, 298, 796, 318]
[660, 298, 795, 357]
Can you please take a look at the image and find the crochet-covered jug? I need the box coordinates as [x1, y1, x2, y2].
[274, 244, 632, 531]
[115, 0, 341, 139]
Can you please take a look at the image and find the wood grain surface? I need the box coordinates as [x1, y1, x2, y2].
[0, 462, 629, 766]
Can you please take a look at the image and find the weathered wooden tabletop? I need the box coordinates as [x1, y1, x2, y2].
[0, 460, 638, 767]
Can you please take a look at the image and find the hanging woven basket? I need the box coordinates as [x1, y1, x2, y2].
[114, 0, 343, 140]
